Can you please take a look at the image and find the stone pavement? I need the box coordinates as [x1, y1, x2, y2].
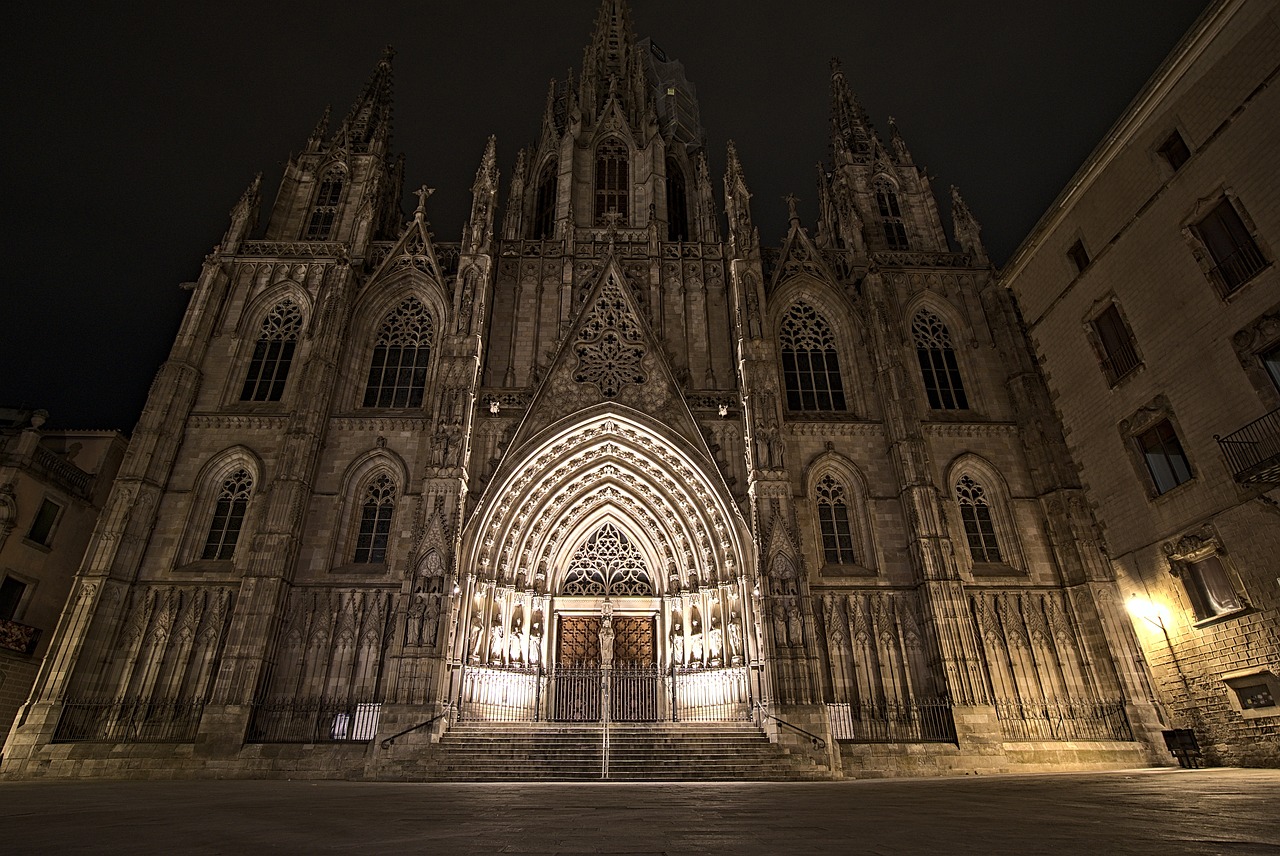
[3, 767, 1278, 855]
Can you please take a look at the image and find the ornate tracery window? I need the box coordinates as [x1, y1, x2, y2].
[780, 303, 847, 412]
[666, 158, 688, 241]
[595, 139, 630, 225]
[816, 475, 857, 565]
[956, 475, 1001, 563]
[305, 169, 344, 240]
[532, 159, 558, 240]
[363, 297, 433, 408]
[875, 179, 909, 250]
[353, 474, 396, 564]
[912, 309, 969, 410]
[240, 299, 303, 402]
[201, 469, 253, 560]
[562, 523, 654, 596]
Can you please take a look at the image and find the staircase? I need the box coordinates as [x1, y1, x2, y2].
[405, 721, 832, 781]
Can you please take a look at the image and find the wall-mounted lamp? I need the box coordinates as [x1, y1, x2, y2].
[1127, 593, 1168, 631]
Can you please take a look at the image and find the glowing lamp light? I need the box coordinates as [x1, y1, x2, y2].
[1127, 593, 1169, 631]
[452, 582, 461, 596]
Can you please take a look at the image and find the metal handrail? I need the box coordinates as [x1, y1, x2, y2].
[754, 701, 826, 750]
[379, 712, 447, 750]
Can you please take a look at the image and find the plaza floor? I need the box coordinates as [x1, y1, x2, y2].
[2, 767, 1277, 855]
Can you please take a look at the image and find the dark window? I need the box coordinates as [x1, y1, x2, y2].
[240, 300, 303, 402]
[816, 475, 857, 565]
[1092, 304, 1141, 384]
[594, 140, 629, 225]
[666, 158, 689, 241]
[201, 469, 252, 561]
[912, 309, 968, 410]
[532, 161, 558, 240]
[354, 474, 395, 564]
[27, 499, 61, 546]
[1195, 199, 1266, 294]
[1183, 554, 1243, 621]
[1262, 343, 1280, 393]
[875, 182, 910, 250]
[305, 171, 344, 240]
[0, 576, 27, 621]
[1068, 240, 1090, 274]
[1136, 419, 1192, 494]
[1158, 130, 1191, 170]
[779, 303, 846, 412]
[956, 475, 1002, 563]
[364, 297, 433, 408]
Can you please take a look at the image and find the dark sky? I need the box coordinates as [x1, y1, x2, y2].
[2, 0, 1209, 433]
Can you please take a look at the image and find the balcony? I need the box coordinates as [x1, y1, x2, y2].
[1208, 241, 1268, 295]
[0, 616, 42, 655]
[1217, 407, 1280, 485]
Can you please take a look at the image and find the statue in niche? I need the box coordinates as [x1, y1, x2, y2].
[422, 596, 441, 648]
[708, 627, 723, 666]
[670, 629, 684, 665]
[773, 605, 788, 647]
[489, 618, 505, 661]
[406, 593, 426, 645]
[528, 620, 543, 666]
[689, 632, 704, 665]
[787, 602, 804, 647]
[728, 619, 743, 665]
[508, 617, 525, 663]
[469, 615, 484, 662]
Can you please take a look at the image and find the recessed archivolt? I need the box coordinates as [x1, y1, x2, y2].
[470, 413, 746, 592]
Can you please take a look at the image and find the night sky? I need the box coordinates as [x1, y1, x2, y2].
[3, 0, 1209, 434]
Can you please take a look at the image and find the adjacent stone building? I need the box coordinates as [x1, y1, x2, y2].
[4, 0, 1167, 779]
[0, 409, 126, 743]
[1002, 0, 1280, 767]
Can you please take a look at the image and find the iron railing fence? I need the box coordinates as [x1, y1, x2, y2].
[551, 665, 602, 722]
[1208, 241, 1267, 294]
[1101, 338, 1142, 385]
[457, 665, 542, 722]
[994, 699, 1134, 742]
[53, 697, 206, 743]
[1216, 407, 1280, 484]
[827, 699, 957, 744]
[246, 697, 382, 743]
[672, 666, 751, 722]
[611, 663, 661, 722]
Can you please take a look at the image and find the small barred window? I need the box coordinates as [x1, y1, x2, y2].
[353, 474, 396, 564]
[816, 475, 857, 565]
[780, 303, 847, 412]
[240, 300, 303, 402]
[202, 469, 253, 561]
[364, 297, 433, 408]
[956, 475, 1001, 563]
[913, 309, 969, 410]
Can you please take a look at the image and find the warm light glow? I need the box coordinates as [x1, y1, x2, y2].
[1127, 593, 1170, 631]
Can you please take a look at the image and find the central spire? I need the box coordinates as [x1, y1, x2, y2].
[588, 0, 635, 78]
[578, 0, 647, 123]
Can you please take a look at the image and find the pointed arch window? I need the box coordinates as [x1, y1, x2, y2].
[956, 475, 1001, 563]
[240, 299, 303, 402]
[874, 180, 909, 250]
[780, 303, 846, 411]
[353, 474, 396, 564]
[532, 159, 558, 240]
[815, 475, 857, 565]
[666, 158, 689, 241]
[562, 523, 653, 596]
[595, 139, 630, 225]
[912, 309, 969, 410]
[201, 469, 253, 561]
[305, 170, 344, 240]
[363, 297, 433, 408]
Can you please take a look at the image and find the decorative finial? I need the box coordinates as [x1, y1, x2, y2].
[603, 210, 622, 251]
[413, 185, 435, 218]
[784, 194, 800, 223]
[381, 45, 396, 63]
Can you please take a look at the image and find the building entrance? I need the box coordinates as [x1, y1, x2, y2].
[552, 612, 659, 721]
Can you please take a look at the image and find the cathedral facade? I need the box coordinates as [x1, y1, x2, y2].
[3, 1, 1167, 779]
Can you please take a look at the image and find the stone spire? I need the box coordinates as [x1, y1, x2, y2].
[338, 46, 396, 153]
[950, 185, 988, 264]
[724, 141, 755, 254]
[465, 136, 500, 253]
[829, 57, 874, 162]
[222, 173, 261, 253]
[305, 105, 330, 153]
[502, 149, 528, 241]
[887, 116, 913, 164]
[578, 0, 646, 122]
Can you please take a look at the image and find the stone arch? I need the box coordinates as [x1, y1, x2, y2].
[903, 293, 980, 413]
[804, 450, 877, 574]
[944, 452, 1025, 573]
[347, 280, 445, 410]
[176, 446, 264, 567]
[329, 448, 409, 570]
[769, 276, 869, 416]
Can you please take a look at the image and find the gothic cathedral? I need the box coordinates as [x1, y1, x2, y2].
[3, 1, 1167, 779]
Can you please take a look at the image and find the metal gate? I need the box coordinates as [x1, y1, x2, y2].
[612, 663, 661, 721]
[551, 665, 602, 721]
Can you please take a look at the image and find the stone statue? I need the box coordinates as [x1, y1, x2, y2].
[787, 603, 804, 646]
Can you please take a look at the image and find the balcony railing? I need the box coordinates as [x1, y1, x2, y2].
[1100, 339, 1142, 385]
[1216, 407, 1280, 485]
[994, 698, 1134, 741]
[1207, 242, 1267, 294]
[32, 445, 93, 498]
[0, 616, 41, 655]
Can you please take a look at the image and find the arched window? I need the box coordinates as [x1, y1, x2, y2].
[305, 169, 344, 240]
[594, 139, 630, 225]
[532, 160, 558, 240]
[240, 299, 303, 402]
[201, 469, 253, 560]
[956, 475, 1001, 563]
[363, 297, 433, 408]
[815, 475, 857, 565]
[666, 158, 689, 241]
[874, 180, 909, 250]
[912, 309, 968, 410]
[562, 523, 653, 596]
[353, 474, 396, 564]
[780, 303, 846, 411]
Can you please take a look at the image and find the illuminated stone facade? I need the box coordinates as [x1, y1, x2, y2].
[4, 1, 1169, 779]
